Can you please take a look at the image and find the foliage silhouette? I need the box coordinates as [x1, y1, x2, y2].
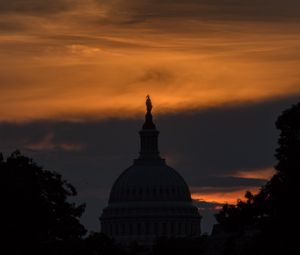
[83, 232, 127, 255]
[152, 236, 208, 255]
[2, 151, 86, 254]
[214, 102, 300, 255]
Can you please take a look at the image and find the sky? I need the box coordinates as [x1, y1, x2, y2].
[1, 0, 300, 233]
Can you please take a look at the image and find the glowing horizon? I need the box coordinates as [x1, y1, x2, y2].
[192, 186, 261, 205]
[190, 167, 275, 205]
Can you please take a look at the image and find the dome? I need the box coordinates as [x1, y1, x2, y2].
[100, 96, 201, 246]
[109, 159, 191, 203]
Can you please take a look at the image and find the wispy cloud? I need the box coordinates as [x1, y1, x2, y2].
[25, 133, 84, 152]
[0, 0, 300, 122]
[230, 167, 275, 180]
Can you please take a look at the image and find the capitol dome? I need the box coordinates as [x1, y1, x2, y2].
[100, 96, 201, 246]
[109, 162, 192, 203]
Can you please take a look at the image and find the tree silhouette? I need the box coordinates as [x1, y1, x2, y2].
[273, 101, 300, 212]
[2, 151, 86, 254]
[84, 232, 127, 255]
[153, 236, 208, 255]
[214, 102, 300, 255]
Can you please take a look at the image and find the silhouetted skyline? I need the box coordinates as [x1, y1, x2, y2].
[1, 0, 300, 236]
[1, 95, 298, 233]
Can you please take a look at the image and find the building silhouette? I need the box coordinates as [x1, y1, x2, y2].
[100, 96, 201, 246]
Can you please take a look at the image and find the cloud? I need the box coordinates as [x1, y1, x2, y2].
[1, 0, 300, 22]
[0, 0, 80, 15]
[25, 133, 84, 152]
[0, 1, 300, 123]
[97, 0, 300, 23]
[138, 68, 174, 83]
[1, 41, 300, 123]
[229, 167, 275, 180]
[1, 1, 300, 34]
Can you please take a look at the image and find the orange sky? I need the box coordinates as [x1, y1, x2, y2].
[192, 186, 261, 205]
[191, 167, 275, 205]
[192, 189, 255, 206]
[1, 1, 300, 122]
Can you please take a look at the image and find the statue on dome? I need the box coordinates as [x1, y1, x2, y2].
[143, 95, 155, 130]
[146, 95, 152, 114]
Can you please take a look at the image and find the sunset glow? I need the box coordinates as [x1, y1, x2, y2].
[191, 168, 275, 205]
[1, 2, 300, 122]
[192, 186, 261, 205]
[1, 1, 298, 234]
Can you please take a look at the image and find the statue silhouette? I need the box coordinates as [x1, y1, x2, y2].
[143, 95, 156, 130]
[146, 95, 152, 114]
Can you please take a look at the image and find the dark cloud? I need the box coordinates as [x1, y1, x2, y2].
[1, 0, 299, 21]
[0, 20, 27, 31]
[0, 0, 299, 51]
[138, 69, 174, 83]
[0, 95, 299, 233]
[156, 96, 300, 186]
[191, 176, 267, 189]
[99, 0, 300, 23]
[0, 0, 80, 14]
